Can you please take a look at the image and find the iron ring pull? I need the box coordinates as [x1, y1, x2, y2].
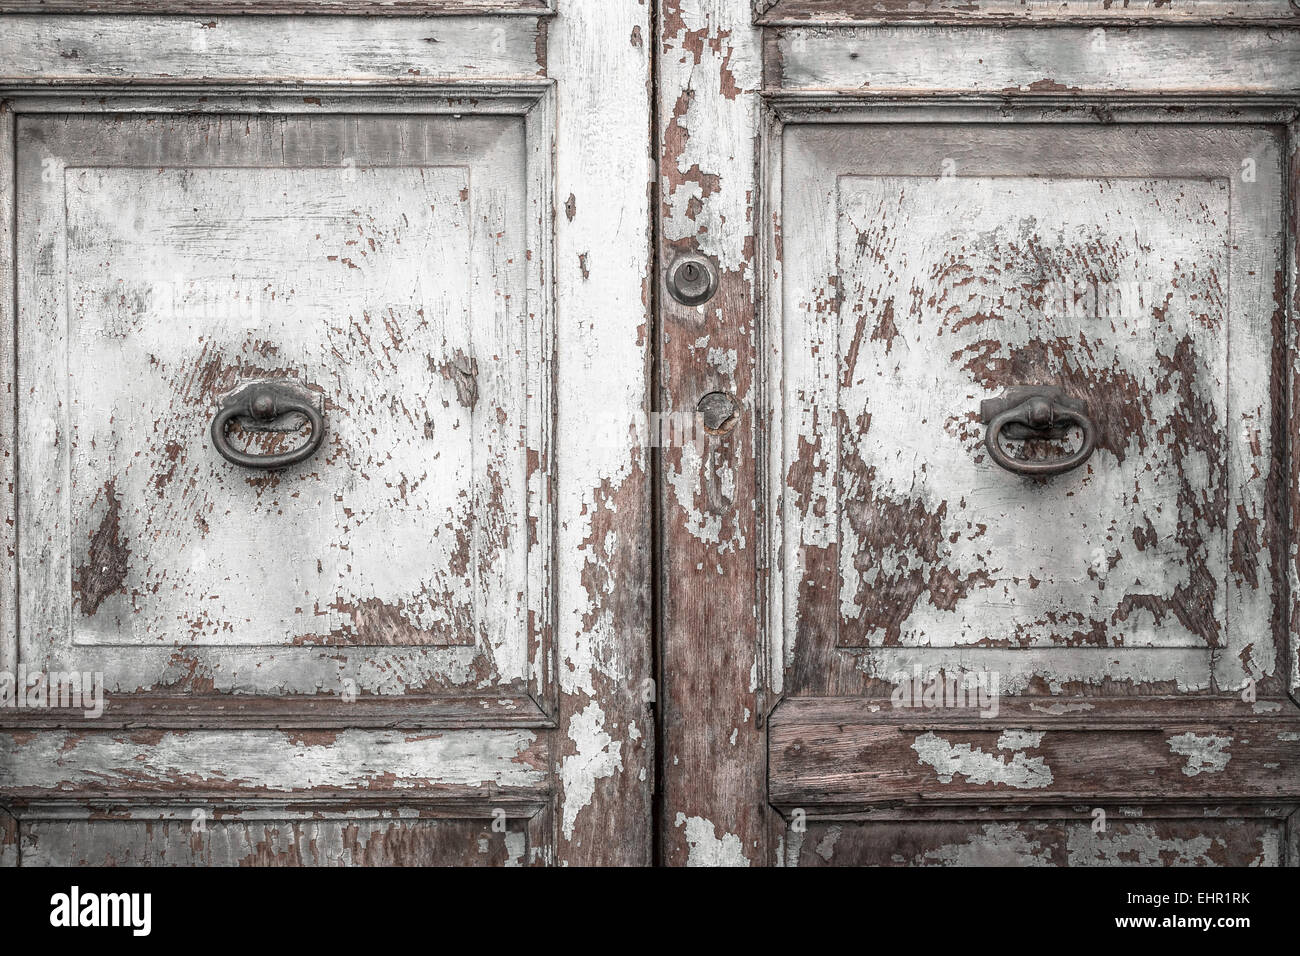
[981, 386, 1097, 478]
[211, 382, 325, 470]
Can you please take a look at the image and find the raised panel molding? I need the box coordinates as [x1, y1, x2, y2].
[759, 94, 1300, 698]
[0, 81, 558, 729]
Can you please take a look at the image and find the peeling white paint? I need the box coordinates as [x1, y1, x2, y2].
[814, 824, 842, 861]
[503, 830, 527, 867]
[996, 730, 1044, 750]
[674, 813, 750, 867]
[1167, 732, 1232, 776]
[921, 823, 1054, 867]
[560, 701, 624, 840]
[912, 732, 1053, 789]
[1066, 824, 1239, 866]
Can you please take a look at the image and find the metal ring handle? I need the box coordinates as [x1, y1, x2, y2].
[984, 395, 1096, 478]
[211, 382, 325, 470]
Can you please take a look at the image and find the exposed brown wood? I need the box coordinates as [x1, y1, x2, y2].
[656, 0, 777, 866]
[1287, 808, 1300, 865]
[770, 700, 1300, 809]
[0, 694, 553, 729]
[548, 0, 655, 866]
[0, 728, 551, 799]
[2, 1, 1299, 869]
[0, 806, 16, 867]
[1289, 117, 1300, 704]
[784, 816, 1287, 866]
[772, 694, 1300, 726]
[4, 795, 551, 866]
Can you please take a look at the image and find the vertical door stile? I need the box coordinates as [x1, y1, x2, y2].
[0, 101, 14, 685]
[549, 0, 656, 866]
[656, 0, 778, 866]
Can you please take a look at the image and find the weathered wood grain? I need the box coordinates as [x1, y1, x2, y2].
[1289, 117, 1300, 705]
[0, 806, 15, 866]
[769, 701, 1300, 808]
[758, 0, 1300, 26]
[0, 15, 547, 81]
[783, 817, 1285, 866]
[769, 111, 1288, 701]
[657, 0, 780, 866]
[2, 0, 1297, 870]
[0, 728, 549, 794]
[766, 26, 1300, 93]
[21, 815, 539, 866]
[756, 27, 1300, 868]
[0, 693, 552, 729]
[548, 0, 655, 867]
[8, 794, 551, 865]
[15, 109, 548, 700]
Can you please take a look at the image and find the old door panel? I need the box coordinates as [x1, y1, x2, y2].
[769, 699, 1300, 806]
[17, 112, 542, 699]
[783, 816, 1287, 867]
[780, 123, 1282, 692]
[18, 813, 543, 867]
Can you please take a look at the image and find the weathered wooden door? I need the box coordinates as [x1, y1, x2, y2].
[4, 1, 1300, 869]
[656, 2, 1300, 865]
[0, 1, 654, 865]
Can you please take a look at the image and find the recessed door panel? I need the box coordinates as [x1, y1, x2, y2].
[778, 122, 1284, 695]
[18, 113, 540, 697]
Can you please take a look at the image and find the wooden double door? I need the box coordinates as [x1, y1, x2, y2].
[1, 0, 1299, 866]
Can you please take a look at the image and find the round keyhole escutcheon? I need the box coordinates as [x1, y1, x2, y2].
[666, 254, 719, 306]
